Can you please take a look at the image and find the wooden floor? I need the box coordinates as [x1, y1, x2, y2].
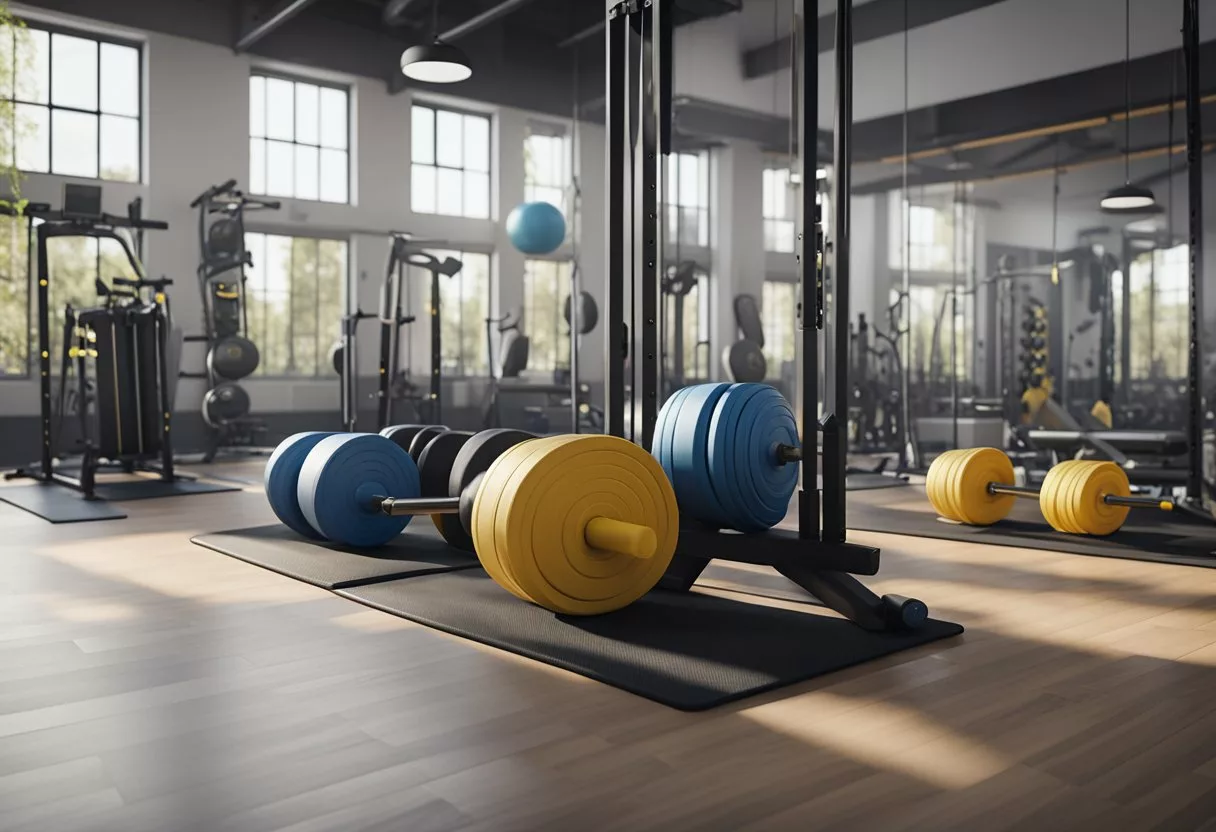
[5, 465, 1216, 831]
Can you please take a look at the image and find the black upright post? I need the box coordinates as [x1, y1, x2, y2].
[36, 225, 52, 481]
[1183, 0, 1204, 504]
[605, 5, 627, 438]
[797, 0, 821, 540]
[156, 303, 175, 481]
[430, 268, 442, 424]
[377, 245, 397, 429]
[822, 0, 852, 543]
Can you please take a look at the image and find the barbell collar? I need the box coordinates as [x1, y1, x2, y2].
[376, 496, 461, 516]
[776, 444, 802, 464]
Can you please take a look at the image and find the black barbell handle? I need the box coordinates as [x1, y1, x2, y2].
[375, 496, 460, 515]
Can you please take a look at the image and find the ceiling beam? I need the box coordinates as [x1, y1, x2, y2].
[236, 0, 321, 52]
[440, 0, 540, 42]
[744, 0, 1006, 79]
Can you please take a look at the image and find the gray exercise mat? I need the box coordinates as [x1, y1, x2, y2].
[94, 478, 240, 501]
[192, 523, 479, 589]
[0, 483, 128, 523]
[339, 570, 963, 711]
[848, 484, 1216, 568]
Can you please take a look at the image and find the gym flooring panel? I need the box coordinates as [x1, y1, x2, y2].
[337, 570, 962, 711]
[14, 459, 1216, 829]
[849, 483, 1216, 569]
[0, 483, 128, 523]
[91, 478, 240, 501]
[191, 523, 478, 590]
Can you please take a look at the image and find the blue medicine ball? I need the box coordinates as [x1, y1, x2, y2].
[506, 202, 566, 255]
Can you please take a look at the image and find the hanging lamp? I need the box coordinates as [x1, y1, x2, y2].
[400, 0, 472, 84]
[1101, 0, 1155, 212]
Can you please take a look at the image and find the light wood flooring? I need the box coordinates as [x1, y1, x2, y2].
[4, 462, 1216, 831]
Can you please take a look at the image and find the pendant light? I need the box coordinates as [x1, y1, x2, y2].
[1101, 0, 1155, 212]
[400, 0, 472, 84]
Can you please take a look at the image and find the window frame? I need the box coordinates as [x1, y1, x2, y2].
[3, 21, 144, 182]
[411, 245, 493, 378]
[523, 121, 571, 219]
[248, 69, 352, 205]
[522, 256, 573, 374]
[410, 100, 492, 219]
[762, 163, 797, 253]
[242, 228, 351, 379]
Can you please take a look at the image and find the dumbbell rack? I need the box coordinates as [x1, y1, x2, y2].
[604, 0, 925, 633]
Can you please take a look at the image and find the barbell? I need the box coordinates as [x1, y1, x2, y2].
[926, 447, 1172, 536]
[265, 428, 677, 615]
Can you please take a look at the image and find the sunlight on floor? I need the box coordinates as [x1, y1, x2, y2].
[742, 691, 1009, 790]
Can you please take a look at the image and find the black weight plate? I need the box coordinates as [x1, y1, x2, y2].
[563, 290, 599, 335]
[440, 429, 536, 551]
[733, 294, 764, 347]
[722, 340, 768, 383]
[416, 431, 474, 498]
[380, 424, 445, 453]
[407, 426, 449, 463]
[208, 335, 260, 381]
[329, 341, 343, 375]
[202, 382, 251, 427]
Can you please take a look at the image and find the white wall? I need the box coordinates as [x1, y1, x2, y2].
[1, 5, 607, 419]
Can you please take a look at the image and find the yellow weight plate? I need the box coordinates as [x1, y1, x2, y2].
[1039, 460, 1071, 533]
[471, 438, 540, 603]
[1068, 461, 1130, 536]
[1059, 461, 1090, 534]
[941, 448, 978, 524]
[949, 448, 1016, 526]
[926, 450, 963, 521]
[474, 434, 678, 615]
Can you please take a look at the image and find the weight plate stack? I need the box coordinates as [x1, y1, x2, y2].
[436, 429, 536, 550]
[1041, 460, 1130, 536]
[471, 435, 678, 615]
[926, 447, 1016, 526]
[380, 424, 448, 455]
[264, 431, 337, 539]
[296, 433, 421, 547]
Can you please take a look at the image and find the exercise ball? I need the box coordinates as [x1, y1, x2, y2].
[506, 202, 566, 254]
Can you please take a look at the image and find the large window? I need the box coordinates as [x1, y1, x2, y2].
[666, 151, 709, 249]
[523, 259, 572, 374]
[244, 233, 347, 377]
[1124, 244, 1188, 380]
[763, 166, 795, 253]
[524, 123, 570, 219]
[411, 104, 490, 219]
[1, 25, 141, 181]
[887, 193, 975, 275]
[414, 249, 489, 376]
[664, 268, 711, 381]
[762, 280, 797, 374]
[897, 284, 969, 382]
[249, 73, 349, 203]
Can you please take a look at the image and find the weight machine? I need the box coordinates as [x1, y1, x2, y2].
[604, 0, 927, 631]
[3, 184, 177, 501]
[187, 180, 280, 461]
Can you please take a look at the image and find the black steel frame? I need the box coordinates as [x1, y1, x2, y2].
[4, 201, 175, 499]
[603, 0, 927, 633]
[1183, 0, 1206, 509]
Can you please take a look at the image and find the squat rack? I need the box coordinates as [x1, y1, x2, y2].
[603, 0, 926, 631]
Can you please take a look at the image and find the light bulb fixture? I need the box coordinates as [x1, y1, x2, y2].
[1101, 0, 1155, 213]
[400, 40, 472, 83]
[401, 0, 472, 84]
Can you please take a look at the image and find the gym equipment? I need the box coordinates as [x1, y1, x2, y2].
[1, 185, 184, 507]
[652, 383, 799, 533]
[187, 180, 280, 461]
[264, 431, 335, 539]
[564, 290, 598, 335]
[604, 0, 932, 634]
[429, 428, 535, 550]
[506, 201, 566, 255]
[926, 447, 1174, 536]
[379, 434, 677, 615]
[661, 261, 708, 391]
[722, 294, 767, 383]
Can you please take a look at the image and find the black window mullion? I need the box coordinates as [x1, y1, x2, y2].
[46, 35, 53, 174]
[94, 36, 100, 177]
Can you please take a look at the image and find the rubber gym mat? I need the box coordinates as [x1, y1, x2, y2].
[842, 472, 911, 491]
[0, 484, 128, 523]
[848, 484, 1216, 568]
[92, 478, 240, 501]
[191, 524, 479, 590]
[338, 570, 964, 711]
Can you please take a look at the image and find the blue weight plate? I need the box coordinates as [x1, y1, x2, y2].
[717, 384, 799, 531]
[652, 385, 693, 482]
[296, 433, 421, 547]
[669, 383, 732, 526]
[705, 384, 768, 531]
[264, 432, 337, 539]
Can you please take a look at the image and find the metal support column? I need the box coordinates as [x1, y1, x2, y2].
[605, 5, 627, 438]
[796, 0, 820, 539]
[1183, 0, 1204, 504]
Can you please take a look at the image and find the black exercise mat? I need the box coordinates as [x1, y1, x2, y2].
[93, 478, 240, 501]
[192, 524, 478, 590]
[844, 472, 911, 491]
[849, 484, 1216, 568]
[338, 570, 963, 710]
[0, 484, 127, 523]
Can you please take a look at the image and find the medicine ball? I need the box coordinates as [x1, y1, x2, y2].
[208, 335, 260, 381]
[202, 382, 251, 427]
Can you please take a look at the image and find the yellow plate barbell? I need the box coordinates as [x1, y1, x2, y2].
[377, 434, 678, 615]
[926, 448, 1172, 536]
